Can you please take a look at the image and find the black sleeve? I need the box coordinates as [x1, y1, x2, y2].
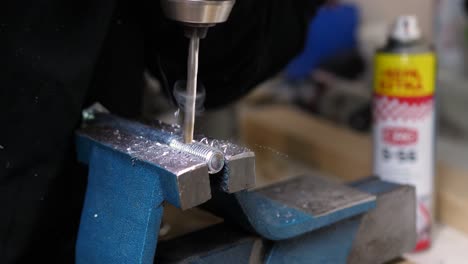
[0, 1, 115, 262]
[149, 0, 325, 109]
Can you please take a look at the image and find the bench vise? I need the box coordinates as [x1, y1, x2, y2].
[75, 114, 416, 264]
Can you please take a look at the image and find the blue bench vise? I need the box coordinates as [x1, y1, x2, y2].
[75, 113, 416, 264]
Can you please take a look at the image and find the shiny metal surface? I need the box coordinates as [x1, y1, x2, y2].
[89, 114, 225, 174]
[161, 0, 235, 25]
[203, 174, 376, 241]
[168, 139, 225, 174]
[198, 137, 256, 193]
[81, 114, 255, 203]
[78, 125, 212, 210]
[143, 119, 257, 193]
[221, 152, 255, 193]
[258, 175, 375, 217]
[183, 32, 200, 143]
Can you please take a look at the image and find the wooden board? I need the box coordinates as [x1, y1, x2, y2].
[436, 140, 468, 235]
[240, 105, 372, 182]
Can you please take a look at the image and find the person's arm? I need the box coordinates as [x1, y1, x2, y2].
[148, 0, 325, 108]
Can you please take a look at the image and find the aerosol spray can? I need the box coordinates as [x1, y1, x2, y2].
[373, 15, 436, 251]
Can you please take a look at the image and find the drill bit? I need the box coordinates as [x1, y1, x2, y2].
[183, 29, 200, 144]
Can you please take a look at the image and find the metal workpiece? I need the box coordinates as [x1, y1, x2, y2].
[168, 139, 224, 174]
[87, 114, 224, 174]
[219, 151, 255, 193]
[146, 119, 257, 193]
[86, 113, 255, 190]
[161, 0, 235, 25]
[198, 137, 256, 193]
[77, 125, 212, 210]
[86, 113, 178, 144]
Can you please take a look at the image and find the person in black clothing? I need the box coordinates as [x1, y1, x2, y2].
[0, 0, 324, 263]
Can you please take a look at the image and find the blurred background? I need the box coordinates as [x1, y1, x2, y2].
[145, 1, 468, 262]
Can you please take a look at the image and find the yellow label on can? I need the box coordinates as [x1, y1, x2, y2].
[374, 53, 436, 98]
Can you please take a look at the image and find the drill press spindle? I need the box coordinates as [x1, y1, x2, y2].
[160, 0, 236, 143]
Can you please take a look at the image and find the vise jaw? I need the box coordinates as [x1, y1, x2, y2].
[74, 113, 255, 263]
[74, 113, 415, 264]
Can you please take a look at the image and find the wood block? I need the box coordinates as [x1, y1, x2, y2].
[240, 105, 372, 182]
